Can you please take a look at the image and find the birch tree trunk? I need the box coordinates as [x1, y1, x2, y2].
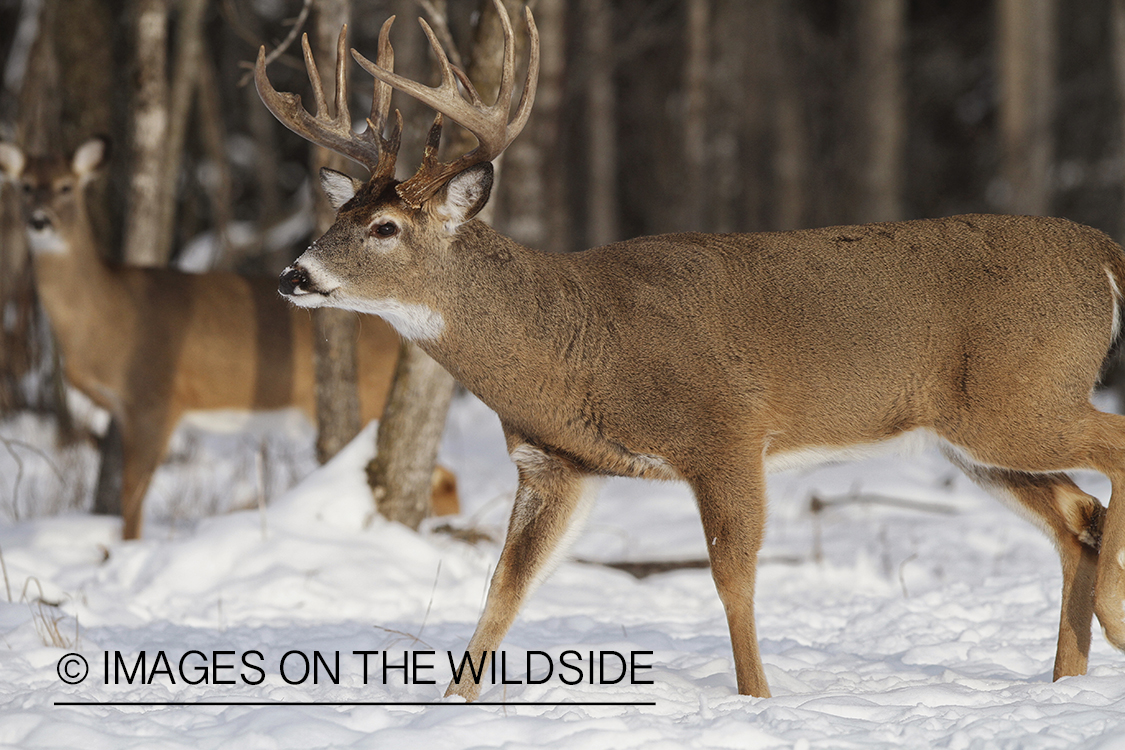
[309, 0, 362, 464]
[123, 0, 171, 266]
[154, 0, 209, 262]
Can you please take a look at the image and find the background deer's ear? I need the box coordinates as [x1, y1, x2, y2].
[320, 167, 362, 210]
[437, 162, 494, 230]
[0, 142, 26, 182]
[72, 136, 109, 180]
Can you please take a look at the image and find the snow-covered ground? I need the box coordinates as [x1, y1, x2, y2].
[2, 393, 1124, 748]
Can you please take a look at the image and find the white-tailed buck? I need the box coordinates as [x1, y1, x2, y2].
[0, 137, 458, 540]
[257, 1, 1125, 700]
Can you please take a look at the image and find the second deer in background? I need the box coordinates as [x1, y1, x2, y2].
[0, 137, 458, 540]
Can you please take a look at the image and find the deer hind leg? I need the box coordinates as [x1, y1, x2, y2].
[1097, 477, 1125, 650]
[688, 457, 770, 698]
[445, 444, 599, 702]
[942, 404, 1125, 658]
[941, 447, 1102, 679]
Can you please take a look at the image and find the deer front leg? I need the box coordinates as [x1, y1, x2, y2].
[445, 443, 598, 702]
[118, 411, 178, 540]
[689, 459, 770, 698]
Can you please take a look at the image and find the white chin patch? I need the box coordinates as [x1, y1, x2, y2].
[343, 297, 445, 342]
[283, 287, 328, 310]
[284, 291, 326, 309]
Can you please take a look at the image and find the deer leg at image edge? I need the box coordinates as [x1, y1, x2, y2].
[1092, 430, 1125, 650]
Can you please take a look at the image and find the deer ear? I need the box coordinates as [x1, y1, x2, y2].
[320, 167, 361, 210]
[0, 142, 25, 181]
[438, 162, 494, 230]
[72, 136, 109, 179]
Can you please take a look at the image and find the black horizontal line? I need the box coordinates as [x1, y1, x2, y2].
[54, 700, 656, 707]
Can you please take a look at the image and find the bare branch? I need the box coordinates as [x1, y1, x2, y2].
[237, 0, 313, 87]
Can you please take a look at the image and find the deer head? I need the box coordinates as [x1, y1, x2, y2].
[0, 137, 109, 257]
[255, 0, 538, 342]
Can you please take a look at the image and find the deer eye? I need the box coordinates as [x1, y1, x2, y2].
[371, 221, 398, 238]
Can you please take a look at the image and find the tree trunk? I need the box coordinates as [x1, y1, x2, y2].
[0, 0, 45, 414]
[123, 0, 171, 266]
[309, 0, 362, 464]
[710, 0, 751, 233]
[368, 0, 517, 529]
[1113, 0, 1125, 235]
[1105, 0, 1125, 398]
[681, 0, 709, 230]
[997, 0, 1057, 216]
[853, 0, 905, 223]
[772, 1, 806, 231]
[155, 0, 209, 263]
[368, 342, 455, 529]
[581, 0, 618, 246]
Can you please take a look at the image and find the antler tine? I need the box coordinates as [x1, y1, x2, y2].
[355, 16, 402, 180]
[505, 6, 539, 146]
[299, 34, 329, 120]
[368, 17, 396, 138]
[352, 0, 540, 207]
[255, 25, 398, 174]
[493, 0, 517, 121]
[353, 19, 487, 136]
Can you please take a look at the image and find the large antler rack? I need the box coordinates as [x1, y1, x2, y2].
[255, 17, 403, 183]
[352, 0, 540, 208]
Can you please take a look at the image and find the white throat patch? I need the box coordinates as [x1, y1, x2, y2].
[347, 297, 446, 342]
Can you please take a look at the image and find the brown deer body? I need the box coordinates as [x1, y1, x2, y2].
[257, 3, 1125, 700]
[0, 139, 457, 540]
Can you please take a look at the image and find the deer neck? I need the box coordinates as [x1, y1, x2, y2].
[415, 221, 587, 433]
[30, 207, 131, 378]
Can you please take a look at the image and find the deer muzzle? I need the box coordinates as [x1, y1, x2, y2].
[278, 264, 312, 297]
[28, 210, 51, 231]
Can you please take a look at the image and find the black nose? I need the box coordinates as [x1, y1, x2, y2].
[29, 215, 50, 231]
[279, 265, 310, 296]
